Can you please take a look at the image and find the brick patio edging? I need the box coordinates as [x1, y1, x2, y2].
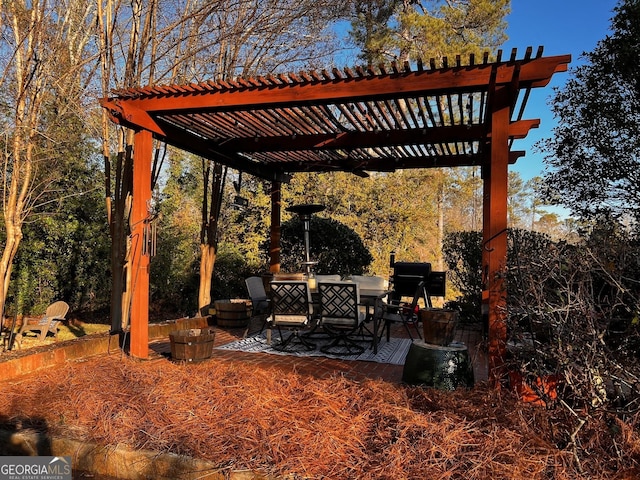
[0, 317, 284, 480]
[0, 317, 210, 383]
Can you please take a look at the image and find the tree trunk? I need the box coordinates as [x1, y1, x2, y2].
[106, 141, 134, 332]
[0, 226, 21, 319]
[198, 162, 225, 316]
[0, 137, 34, 318]
[0, 139, 28, 315]
[0, 1, 42, 318]
[109, 208, 125, 332]
[199, 244, 216, 315]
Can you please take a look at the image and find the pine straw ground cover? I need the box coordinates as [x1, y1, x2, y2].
[1, 354, 639, 479]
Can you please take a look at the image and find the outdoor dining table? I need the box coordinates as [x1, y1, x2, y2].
[358, 288, 392, 355]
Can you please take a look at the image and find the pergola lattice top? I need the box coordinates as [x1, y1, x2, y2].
[101, 47, 570, 181]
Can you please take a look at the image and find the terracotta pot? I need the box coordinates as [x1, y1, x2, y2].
[509, 371, 560, 407]
[420, 308, 458, 346]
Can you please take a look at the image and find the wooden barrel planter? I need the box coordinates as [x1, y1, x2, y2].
[214, 299, 251, 328]
[402, 340, 474, 390]
[419, 308, 458, 346]
[169, 327, 216, 363]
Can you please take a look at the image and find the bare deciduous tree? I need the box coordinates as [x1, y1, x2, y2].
[98, 0, 350, 323]
[506, 226, 640, 469]
[0, 0, 96, 318]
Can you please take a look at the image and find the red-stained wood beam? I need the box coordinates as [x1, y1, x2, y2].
[279, 151, 525, 173]
[101, 55, 570, 118]
[371, 150, 527, 169]
[155, 120, 290, 182]
[212, 120, 539, 153]
[102, 100, 167, 137]
[483, 84, 511, 387]
[129, 129, 152, 359]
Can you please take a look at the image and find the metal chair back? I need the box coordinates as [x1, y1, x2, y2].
[317, 281, 367, 355]
[270, 281, 311, 321]
[269, 281, 314, 352]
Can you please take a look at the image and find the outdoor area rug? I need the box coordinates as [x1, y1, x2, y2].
[216, 331, 412, 365]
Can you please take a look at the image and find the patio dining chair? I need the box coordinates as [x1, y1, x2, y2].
[350, 275, 387, 335]
[269, 281, 315, 352]
[308, 274, 341, 319]
[317, 281, 367, 356]
[380, 282, 424, 342]
[245, 276, 271, 333]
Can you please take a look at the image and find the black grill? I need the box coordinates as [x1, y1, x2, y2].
[390, 261, 446, 306]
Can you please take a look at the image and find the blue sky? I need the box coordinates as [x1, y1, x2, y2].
[504, 0, 618, 182]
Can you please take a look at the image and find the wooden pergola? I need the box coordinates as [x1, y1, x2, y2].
[100, 47, 570, 381]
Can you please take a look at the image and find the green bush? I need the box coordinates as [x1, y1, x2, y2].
[442, 231, 483, 323]
[442, 228, 555, 323]
[211, 246, 256, 300]
[278, 216, 373, 276]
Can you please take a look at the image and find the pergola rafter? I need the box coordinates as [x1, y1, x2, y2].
[100, 47, 570, 383]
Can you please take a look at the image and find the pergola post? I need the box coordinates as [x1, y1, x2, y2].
[483, 84, 511, 385]
[129, 129, 152, 359]
[269, 180, 282, 274]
